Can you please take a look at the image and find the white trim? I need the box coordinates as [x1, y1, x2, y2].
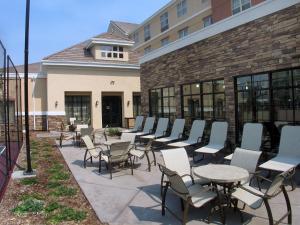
[133, 6, 211, 50]
[42, 60, 140, 70]
[130, 0, 177, 34]
[140, 0, 300, 64]
[86, 38, 135, 49]
[16, 72, 47, 79]
[20, 111, 66, 116]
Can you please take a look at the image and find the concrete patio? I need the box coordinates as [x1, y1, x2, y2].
[56, 138, 300, 225]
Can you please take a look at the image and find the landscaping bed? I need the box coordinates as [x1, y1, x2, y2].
[0, 133, 104, 225]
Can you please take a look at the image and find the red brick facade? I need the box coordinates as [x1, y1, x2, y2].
[140, 4, 300, 143]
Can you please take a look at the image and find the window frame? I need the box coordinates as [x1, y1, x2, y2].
[132, 31, 139, 43]
[203, 15, 213, 27]
[177, 0, 187, 18]
[160, 12, 169, 32]
[232, 0, 251, 15]
[144, 24, 151, 42]
[178, 27, 189, 39]
[161, 37, 170, 47]
[144, 45, 152, 55]
[100, 45, 124, 59]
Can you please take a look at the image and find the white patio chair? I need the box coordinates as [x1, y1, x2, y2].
[81, 135, 102, 168]
[231, 148, 262, 186]
[120, 132, 136, 146]
[231, 171, 292, 225]
[155, 119, 185, 144]
[193, 121, 228, 161]
[99, 141, 132, 179]
[130, 140, 156, 172]
[259, 125, 300, 189]
[168, 120, 205, 148]
[225, 123, 263, 161]
[142, 118, 169, 140]
[122, 116, 144, 133]
[70, 117, 76, 125]
[160, 148, 209, 195]
[135, 117, 155, 136]
[159, 164, 217, 225]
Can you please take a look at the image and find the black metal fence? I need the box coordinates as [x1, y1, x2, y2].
[0, 40, 23, 201]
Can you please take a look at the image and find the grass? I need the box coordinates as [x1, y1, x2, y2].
[47, 207, 86, 224]
[50, 186, 77, 197]
[20, 177, 39, 186]
[12, 197, 44, 215]
[49, 172, 70, 181]
[20, 193, 45, 201]
[44, 202, 63, 213]
[46, 181, 62, 189]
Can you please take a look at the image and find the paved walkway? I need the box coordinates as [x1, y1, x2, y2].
[57, 139, 300, 225]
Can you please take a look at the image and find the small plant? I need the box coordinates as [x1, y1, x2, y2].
[12, 197, 44, 215]
[46, 181, 62, 189]
[107, 128, 121, 136]
[47, 164, 64, 174]
[44, 202, 63, 213]
[50, 186, 77, 197]
[47, 207, 86, 224]
[20, 178, 39, 186]
[49, 172, 70, 181]
[20, 193, 45, 201]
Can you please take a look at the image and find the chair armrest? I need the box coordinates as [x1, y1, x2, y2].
[181, 174, 194, 185]
[238, 185, 265, 198]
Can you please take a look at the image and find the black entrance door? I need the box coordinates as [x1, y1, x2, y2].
[102, 96, 122, 127]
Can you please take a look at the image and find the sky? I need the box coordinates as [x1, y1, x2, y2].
[0, 0, 170, 66]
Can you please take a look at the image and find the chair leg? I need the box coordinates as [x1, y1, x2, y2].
[129, 157, 133, 175]
[83, 150, 88, 168]
[98, 157, 101, 173]
[180, 198, 184, 211]
[160, 173, 165, 197]
[151, 149, 156, 166]
[109, 162, 112, 179]
[162, 182, 169, 216]
[264, 199, 274, 225]
[59, 134, 63, 147]
[282, 186, 292, 225]
[182, 201, 190, 225]
[145, 151, 151, 172]
[91, 157, 93, 164]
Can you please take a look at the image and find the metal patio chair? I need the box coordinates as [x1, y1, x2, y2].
[225, 123, 263, 161]
[154, 119, 185, 145]
[135, 117, 155, 137]
[168, 120, 206, 148]
[231, 170, 293, 225]
[122, 116, 144, 133]
[159, 164, 217, 225]
[81, 135, 102, 168]
[259, 125, 300, 190]
[193, 121, 228, 161]
[142, 117, 169, 140]
[99, 141, 132, 179]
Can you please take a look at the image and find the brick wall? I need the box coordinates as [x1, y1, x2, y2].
[140, 4, 300, 143]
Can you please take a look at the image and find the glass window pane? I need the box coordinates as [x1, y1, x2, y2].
[163, 88, 169, 97]
[237, 76, 251, 91]
[255, 89, 270, 121]
[295, 88, 300, 121]
[203, 95, 213, 118]
[253, 74, 269, 89]
[273, 88, 293, 122]
[183, 85, 191, 95]
[294, 69, 300, 87]
[237, 91, 252, 122]
[203, 81, 212, 93]
[191, 83, 200, 94]
[169, 87, 175, 96]
[272, 71, 292, 88]
[214, 80, 225, 92]
[214, 94, 225, 119]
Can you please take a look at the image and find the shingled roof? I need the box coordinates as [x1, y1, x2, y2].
[43, 32, 139, 65]
[111, 21, 139, 35]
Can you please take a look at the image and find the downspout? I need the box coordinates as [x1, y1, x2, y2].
[32, 74, 36, 130]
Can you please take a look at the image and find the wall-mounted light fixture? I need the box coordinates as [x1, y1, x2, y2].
[95, 100, 99, 106]
[110, 81, 115, 85]
[55, 101, 58, 108]
[127, 100, 130, 107]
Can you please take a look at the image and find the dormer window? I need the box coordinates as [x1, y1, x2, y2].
[100, 45, 124, 59]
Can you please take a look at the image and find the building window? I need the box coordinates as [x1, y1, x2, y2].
[235, 68, 300, 148]
[133, 32, 139, 43]
[150, 87, 176, 121]
[232, 0, 251, 15]
[144, 46, 151, 55]
[161, 37, 170, 47]
[100, 45, 124, 59]
[178, 27, 188, 39]
[65, 95, 91, 124]
[160, 12, 169, 32]
[177, 0, 187, 18]
[203, 15, 213, 27]
[133, 94, 141, 118]
[182, 79, 225, 125]
[144, 24, 151, 42]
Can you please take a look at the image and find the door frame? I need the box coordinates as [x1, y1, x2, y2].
[101, 92, 123, 128]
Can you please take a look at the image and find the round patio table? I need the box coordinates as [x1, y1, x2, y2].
[193, 164, 249, 183]
[194, 164, 249, 224]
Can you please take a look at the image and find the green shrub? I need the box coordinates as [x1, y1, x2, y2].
[44, 202, 63, 213]
[107, 128, 121, 136]
[47, 207, 86, 224]
[49, 172, 70, 181]
[50, 186, 77, 197]
[12, 197, 44, 215]
[46, 181, 62, 189]
[20, 178, 39, 186]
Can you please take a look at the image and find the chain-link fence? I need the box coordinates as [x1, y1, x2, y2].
[0, 40, 23, 201]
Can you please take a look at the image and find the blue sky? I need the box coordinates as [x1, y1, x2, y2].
[0, 0, 170, 65]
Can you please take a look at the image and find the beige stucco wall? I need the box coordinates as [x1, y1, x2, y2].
[131, 0, 211, 53]
[44, 66, 140, 129]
